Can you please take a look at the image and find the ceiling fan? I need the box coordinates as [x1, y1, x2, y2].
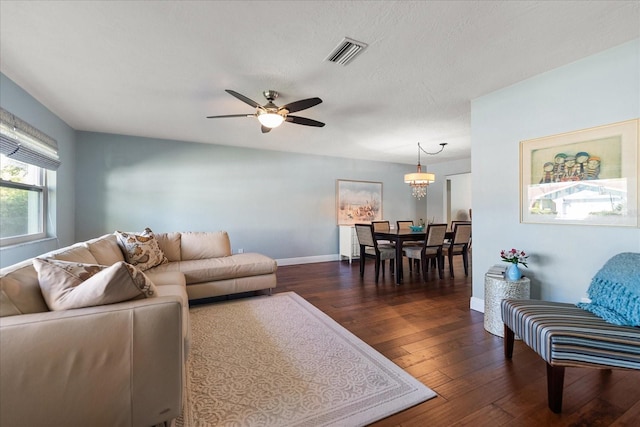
[207, 90, 325, 133]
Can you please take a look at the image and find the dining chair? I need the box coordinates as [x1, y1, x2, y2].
[443, 223, 472, 277]
[371, 220, 393, 245]
[451, 220, 472, 250]
[445, 220, 471, 245]
[449, 220, 471, 231]
[372, 220, 390, 231]
[396, 220, 414, 230]
[402, 223, 448, 280]
[354, 223, 395, 282]
[395, 220, 423, 272]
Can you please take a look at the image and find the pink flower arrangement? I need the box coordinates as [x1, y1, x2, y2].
[500, 248, 529, 268]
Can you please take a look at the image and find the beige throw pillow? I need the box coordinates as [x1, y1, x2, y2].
[115, 227, 168, 271]
[33, 258, 157, 311]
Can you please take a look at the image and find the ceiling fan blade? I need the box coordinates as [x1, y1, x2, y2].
[286, 116, 325, 127]
[280, 97, 322, 114]
[225, 89, 261, 108]
[206, 114, 255, 119]
[261, 125, 272, 134]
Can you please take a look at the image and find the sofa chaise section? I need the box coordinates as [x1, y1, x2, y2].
[151, 231, 277, 300]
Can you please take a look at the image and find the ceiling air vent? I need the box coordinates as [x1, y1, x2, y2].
[325, 37, 368, 65]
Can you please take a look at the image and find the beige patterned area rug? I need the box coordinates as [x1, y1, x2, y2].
[176, 291, 436, 426]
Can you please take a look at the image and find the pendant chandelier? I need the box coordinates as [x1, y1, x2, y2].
[404, 142, 447, 199]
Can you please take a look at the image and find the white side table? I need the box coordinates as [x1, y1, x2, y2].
[484, 274, 530, 337]
[338, 226, 360, 263]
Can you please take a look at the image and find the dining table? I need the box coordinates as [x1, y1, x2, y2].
[374, 228, 454, 284]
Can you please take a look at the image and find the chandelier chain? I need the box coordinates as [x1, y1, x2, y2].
[418, 142, 448, 156]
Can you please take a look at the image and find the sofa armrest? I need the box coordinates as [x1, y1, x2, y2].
[0, 296, 184, 427]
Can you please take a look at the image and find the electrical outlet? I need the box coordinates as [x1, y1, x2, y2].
[237, 248, 244, 254]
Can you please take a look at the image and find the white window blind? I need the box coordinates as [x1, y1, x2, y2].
[0, 107, 60, 170]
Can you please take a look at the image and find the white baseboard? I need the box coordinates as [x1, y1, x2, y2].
[470, 296, 484, 313]
[276, 254, 341, 266]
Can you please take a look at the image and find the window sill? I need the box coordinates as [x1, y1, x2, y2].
[0, 237, 60, 267]
[0, 236, 58, 251]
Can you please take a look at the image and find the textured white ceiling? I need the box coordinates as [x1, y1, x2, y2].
[1, 1, 638, 164]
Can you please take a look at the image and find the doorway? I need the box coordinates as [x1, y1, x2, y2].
[445, 172, 471, 224]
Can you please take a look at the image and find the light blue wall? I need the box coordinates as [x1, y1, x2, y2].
[75, 132, 469, 261]
[0, 67, 470, 267]
[0, 73, 76, 267]
[470, 39, 640, 309]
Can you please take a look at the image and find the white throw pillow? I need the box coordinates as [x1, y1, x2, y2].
[115, 227, 168, 271]
[33, 258, 157, 311]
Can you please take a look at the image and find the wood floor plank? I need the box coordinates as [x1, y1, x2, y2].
[271, 258, 640, 426]
[450, 403, 515, 427]
[610, 400, 640, 426]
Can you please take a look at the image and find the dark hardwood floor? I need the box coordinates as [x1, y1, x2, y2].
[272, 257, 640, 426]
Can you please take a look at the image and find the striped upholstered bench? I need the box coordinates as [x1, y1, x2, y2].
[501, 299, 640, 413]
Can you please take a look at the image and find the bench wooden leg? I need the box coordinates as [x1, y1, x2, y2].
[547, 363, 565, 413]
[504, 324, 515, 358]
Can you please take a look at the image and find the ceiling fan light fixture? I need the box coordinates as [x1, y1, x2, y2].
[207, 89, 324, 131]
[257, 112, 285, 128]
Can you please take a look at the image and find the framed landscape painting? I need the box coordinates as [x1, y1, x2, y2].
[520, 119, 639, 227]
[336, 179, 383, 225]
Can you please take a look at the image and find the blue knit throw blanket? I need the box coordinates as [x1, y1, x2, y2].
[577, 252, 640, 326]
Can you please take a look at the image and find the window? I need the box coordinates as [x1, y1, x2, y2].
[0, 108, 59, 246]
[0, 155, 47, 245]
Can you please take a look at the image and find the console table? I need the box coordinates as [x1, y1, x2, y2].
[484, 274, 530, 337]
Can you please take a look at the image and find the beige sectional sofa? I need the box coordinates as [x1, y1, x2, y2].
[0, 230, 277, 427]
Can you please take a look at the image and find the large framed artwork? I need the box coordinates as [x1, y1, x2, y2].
[336, 179, 383, 225]
[520, 119, 639, 227]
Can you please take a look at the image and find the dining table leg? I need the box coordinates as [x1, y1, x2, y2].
[395, 238, 403, 284]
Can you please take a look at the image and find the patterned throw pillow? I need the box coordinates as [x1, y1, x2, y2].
[115, 227, 168, 271]
[33, 258, 157, 311]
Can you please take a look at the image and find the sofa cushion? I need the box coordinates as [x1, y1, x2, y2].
[147, 253, 277, 284]
[115, 228, 168, 271]
[0, 283, 21, 317]
[1, 276, 47, 317]
[84, 234, 125, 266]
[49, 244, 99, 264]
[33, 259, 157, 311]
[180, 231, 231, 260]
[155, 232, 182, 262]
[0, 262, 49, 317]
[144, 271, 186, 288]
